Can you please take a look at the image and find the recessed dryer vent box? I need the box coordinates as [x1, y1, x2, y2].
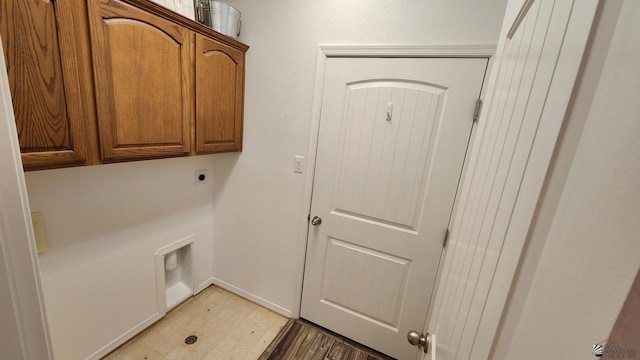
[155, 236, 196, 313]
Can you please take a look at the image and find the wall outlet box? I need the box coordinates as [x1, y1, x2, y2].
[195, 169, 208, 184]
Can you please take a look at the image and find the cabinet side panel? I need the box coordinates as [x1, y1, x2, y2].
[0, 0, 72, 153]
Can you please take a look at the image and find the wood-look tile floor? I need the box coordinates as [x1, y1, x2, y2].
[102, 285, 289, 360]
[260, 319, 394, 360]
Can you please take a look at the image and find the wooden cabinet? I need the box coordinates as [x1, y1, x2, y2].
[0, 0, 89, 170]
[88, 0, 193, 161]
[195, 34, 244, 153]
[2, 0, 248, 169]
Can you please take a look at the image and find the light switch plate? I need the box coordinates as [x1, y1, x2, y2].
[294, 156, 304, 173]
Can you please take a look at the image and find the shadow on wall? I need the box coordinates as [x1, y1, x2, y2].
[602, 267, 640, 359]
[211, 152, 242, 205]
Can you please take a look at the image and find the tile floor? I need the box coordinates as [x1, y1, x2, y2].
[102, 286, 289, 360]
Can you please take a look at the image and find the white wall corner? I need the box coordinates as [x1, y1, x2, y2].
[212, 277, 293, 318]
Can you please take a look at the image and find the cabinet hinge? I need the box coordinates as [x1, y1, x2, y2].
[473, 99, 483, 122]
[443, 228, 450, 248]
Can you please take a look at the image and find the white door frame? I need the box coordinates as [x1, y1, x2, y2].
[0, 40, 54, 360]
[292, 44, 497, 320]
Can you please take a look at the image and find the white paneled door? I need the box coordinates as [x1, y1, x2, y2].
[301, 57, 488, 359]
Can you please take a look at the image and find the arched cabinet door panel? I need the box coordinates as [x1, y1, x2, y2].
[195, 34, 244, 154]
[88, 0, 193, 161]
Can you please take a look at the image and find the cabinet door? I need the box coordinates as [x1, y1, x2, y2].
[195, 34, 244, 153]
[88, 0, 192, 161]
[1, 0, 88, 169]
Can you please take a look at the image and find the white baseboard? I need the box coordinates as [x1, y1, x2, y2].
[196, 276, 216, 294]
[211, 277, 293, 318]
[85, 312, 164, 360]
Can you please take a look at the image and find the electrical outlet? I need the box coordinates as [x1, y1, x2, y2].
[195, 169, 208, 184]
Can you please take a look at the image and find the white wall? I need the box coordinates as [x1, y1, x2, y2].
[25, 155, 217, 360]
[210, 0, 508, 316]
[492, 1, 640, 358]
[150, 0, 195, 20]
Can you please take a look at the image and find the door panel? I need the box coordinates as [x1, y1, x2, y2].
[301, 57, 487, 359]
[88, 0, 192, 161]
[333, 81, 445, 230]
[195, 34, 244, 153]
[322, 237, 411, 328]
[1, 0, 88, 169]
[425, 0, 601, 358]
[108, 20, 184, 146]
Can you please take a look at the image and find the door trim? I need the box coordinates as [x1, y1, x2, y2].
[318, 44, 497, 58]
[291, 44, 497, 319]
[0, 41, 54, 359]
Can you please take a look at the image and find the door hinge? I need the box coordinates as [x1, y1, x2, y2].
[473, 99, 483, 122]
[443, 228, 450, 248]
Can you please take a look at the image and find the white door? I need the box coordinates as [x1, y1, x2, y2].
[301, 57, 487, 359]
[425, 0, 602, 359]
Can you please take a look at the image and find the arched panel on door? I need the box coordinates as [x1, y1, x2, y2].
[195, 34, 244, 154]
[88, 0, 192, 160]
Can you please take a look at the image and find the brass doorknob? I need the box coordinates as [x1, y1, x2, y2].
[311, 216, 322, 226]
